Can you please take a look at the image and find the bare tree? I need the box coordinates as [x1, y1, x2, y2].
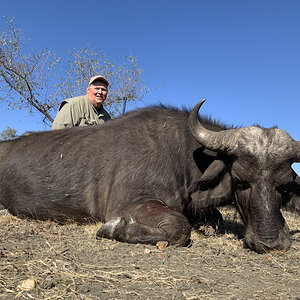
[0, 18, 58, 125]
[55, 47, 149, 117]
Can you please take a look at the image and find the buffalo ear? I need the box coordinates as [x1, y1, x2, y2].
[286, 173, 300, 214]
[286, 195, 300, 214]
[190, 170, 233, 209]
[198, 159, 226, 189]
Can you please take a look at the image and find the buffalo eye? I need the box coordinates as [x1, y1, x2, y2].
[276, 184, 291, 205]
[276, 183, 292, 195]
[233, 178, 250, 190]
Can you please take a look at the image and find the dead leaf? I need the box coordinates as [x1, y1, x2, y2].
[156, 241, 169, 251]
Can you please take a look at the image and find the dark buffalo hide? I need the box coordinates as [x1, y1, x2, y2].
[0, 100, 299, 253]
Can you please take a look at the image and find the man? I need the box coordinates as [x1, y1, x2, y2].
[51, 75, 111, 130]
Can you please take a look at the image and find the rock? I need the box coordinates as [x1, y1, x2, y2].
[144, 248, 151, 254]
[17, 278, 36, 291]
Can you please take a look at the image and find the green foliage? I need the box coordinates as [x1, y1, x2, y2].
[0, 126, 17, 140]
[0, 18, 149, 125]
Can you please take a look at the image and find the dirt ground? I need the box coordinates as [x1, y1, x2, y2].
[0, 207, 299, 300]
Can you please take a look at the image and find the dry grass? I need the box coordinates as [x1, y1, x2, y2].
[0, 207, 299, 300]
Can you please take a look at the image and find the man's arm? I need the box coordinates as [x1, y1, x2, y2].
[51, 101, 75, 130]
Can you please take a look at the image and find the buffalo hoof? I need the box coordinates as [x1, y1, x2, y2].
[96, 217, 127, 239]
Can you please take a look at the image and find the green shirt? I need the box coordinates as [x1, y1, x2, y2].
[51, 95, 111, 130]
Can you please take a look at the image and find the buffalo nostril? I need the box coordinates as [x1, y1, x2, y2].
[245, 235, 291, 253]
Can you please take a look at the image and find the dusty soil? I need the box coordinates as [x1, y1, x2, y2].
[0, 207, 299, 300]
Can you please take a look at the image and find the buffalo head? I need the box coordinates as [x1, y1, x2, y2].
[189, 100, 300, 253]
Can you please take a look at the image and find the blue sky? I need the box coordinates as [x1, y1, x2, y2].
[1, 0, 300, 171]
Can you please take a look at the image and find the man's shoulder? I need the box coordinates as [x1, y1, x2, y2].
[59, 95, 88, 110]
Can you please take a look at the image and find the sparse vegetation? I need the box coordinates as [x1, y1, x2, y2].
[0, 207, 299, 299]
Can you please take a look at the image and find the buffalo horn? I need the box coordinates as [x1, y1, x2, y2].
[188, 100, 243, 153]
[297, 141, 300, 162]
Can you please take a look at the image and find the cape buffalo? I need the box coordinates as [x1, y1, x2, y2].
[0, 100, 299, 253]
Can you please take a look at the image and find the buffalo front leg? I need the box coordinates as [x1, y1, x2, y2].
[96, 200, 191, 246]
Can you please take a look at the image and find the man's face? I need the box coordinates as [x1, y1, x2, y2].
[87, 80, 108, 108]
